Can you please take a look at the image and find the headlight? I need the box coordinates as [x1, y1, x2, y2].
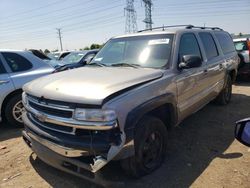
[73, 109, 117, 122]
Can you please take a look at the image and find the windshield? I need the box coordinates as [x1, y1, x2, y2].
[91, 34, 174, 68]
[234, 41, 248, 51]
[61, 52, 87, 65]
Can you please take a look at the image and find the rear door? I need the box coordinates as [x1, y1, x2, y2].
[198, 32, 225, 98]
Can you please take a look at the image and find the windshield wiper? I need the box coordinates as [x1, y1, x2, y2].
[88, 62, 107, 67]
[111, 63, 141, 68]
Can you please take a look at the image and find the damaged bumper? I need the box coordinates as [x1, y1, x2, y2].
[22, 111, 128, 173]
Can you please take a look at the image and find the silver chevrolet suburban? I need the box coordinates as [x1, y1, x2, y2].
[22, 25, 238, 180]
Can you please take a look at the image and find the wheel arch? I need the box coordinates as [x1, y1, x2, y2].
[124, 93, 178, 140]
[1, 89, 23, 119]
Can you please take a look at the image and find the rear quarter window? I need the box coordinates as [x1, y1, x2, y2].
[215, 33, 235, 54]
[2, 52, 33, 72]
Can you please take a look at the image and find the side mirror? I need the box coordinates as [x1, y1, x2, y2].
[235, 118, 250, 147]
[179, 55, 202, 69]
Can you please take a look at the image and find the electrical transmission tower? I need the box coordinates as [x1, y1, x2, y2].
[56, 28, 63, 51]
[124, 0, 137, 33]
[142, 0, 153, 30]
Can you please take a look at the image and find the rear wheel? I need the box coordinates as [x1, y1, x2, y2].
[215, 75, 232, 105]
[120, 116, 167, 177]
[4, 94, 24, 127]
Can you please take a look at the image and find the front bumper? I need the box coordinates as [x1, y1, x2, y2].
[22, 111, 134, 174]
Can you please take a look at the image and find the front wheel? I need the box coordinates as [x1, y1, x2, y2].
[120, 116, 168, 177]
[4, 94, 24, 127]
[215, 75, 232, 105]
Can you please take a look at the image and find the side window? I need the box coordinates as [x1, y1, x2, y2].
[215, 33, 235, 54]
[199, 32, 218, 60]
[2, 52, 32, 72]
[0, 58, 7, 74]
[179, 33, 202, 61]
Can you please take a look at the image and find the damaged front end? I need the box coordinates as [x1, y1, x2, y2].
[22, 93, 127, 175]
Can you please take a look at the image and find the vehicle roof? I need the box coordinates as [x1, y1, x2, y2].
[0, 49, 25, 52]
[113, 28, 228, 39]
[69, 49, 99, 54]
[233, 38, 249, 42]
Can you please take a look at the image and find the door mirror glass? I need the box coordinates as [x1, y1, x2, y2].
[235, 118, 250, 147]
[179, 55, 202, 69]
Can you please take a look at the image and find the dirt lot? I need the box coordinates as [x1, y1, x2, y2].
[0, 83, 250, 188]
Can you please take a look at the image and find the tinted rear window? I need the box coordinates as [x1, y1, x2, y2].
[199, 32, 218, 60]
[2, 52, 32, 72]
[215, 33, 235, 54]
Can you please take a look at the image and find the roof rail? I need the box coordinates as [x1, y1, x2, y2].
[186, 25, 223, 31]
[137, 24, 223, 32]
[137, 25, 194, 32]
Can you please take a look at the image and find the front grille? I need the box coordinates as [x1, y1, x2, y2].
[28, 113, 74, 134]
[27, 95, 74, 118]
[29, 101, 73, 118]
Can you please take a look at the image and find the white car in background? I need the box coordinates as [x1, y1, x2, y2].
[233, 38, 250, 68]
[0, 50, 54, 127]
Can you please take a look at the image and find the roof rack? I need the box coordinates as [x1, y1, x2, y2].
[187, 25, 223, 31]
[137, 25, 194, 32]
[137, 24, 223, 32]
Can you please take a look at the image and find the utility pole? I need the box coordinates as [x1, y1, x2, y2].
[142, 0, 153, 30]
[124, 0, 137, 33]
[56, 28, 63, 51]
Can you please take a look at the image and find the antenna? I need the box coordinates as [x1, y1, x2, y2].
[142, 0, 153, 30]
[124, 0, 137, 33]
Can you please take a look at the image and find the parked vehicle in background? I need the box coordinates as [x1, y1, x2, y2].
[235, 118, 250, 147]
[28, 49, 51, 61]
[53, 50, 98, 73]
[53, 51, 71, 60]
[22, 25, 238, 180]
[0, 50, 54, 127]
[233, 38, 250, 78]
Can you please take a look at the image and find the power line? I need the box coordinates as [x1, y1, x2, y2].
[0, 2, 123, 33]
[56, 28, 63, 51]
[124, 0, 137, 33]
[142, 0, 153, 29]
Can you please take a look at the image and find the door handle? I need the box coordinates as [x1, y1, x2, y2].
[0, 80, 10, 85]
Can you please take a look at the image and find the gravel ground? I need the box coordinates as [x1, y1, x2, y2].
[0, 83, 250, 188]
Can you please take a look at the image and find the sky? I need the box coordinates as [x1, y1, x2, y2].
[0, 0, 249, 51]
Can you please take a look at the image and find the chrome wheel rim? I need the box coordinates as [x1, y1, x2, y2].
[12, 100, 24, 123]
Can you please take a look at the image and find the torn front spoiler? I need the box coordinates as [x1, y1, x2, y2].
[22, 112, 128, 174]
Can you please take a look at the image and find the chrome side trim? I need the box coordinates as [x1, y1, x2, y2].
[25, 103, 117, 131]
[26, 131, 89, 157]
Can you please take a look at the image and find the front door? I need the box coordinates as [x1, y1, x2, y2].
[176, 33, 208, 121]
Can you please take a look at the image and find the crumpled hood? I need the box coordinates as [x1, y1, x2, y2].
[23, 67, 163, 105]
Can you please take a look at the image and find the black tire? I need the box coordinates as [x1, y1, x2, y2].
[215, 75, 232, 105]
[120, 116, 168, 177]
[4, 94, 24, 127]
